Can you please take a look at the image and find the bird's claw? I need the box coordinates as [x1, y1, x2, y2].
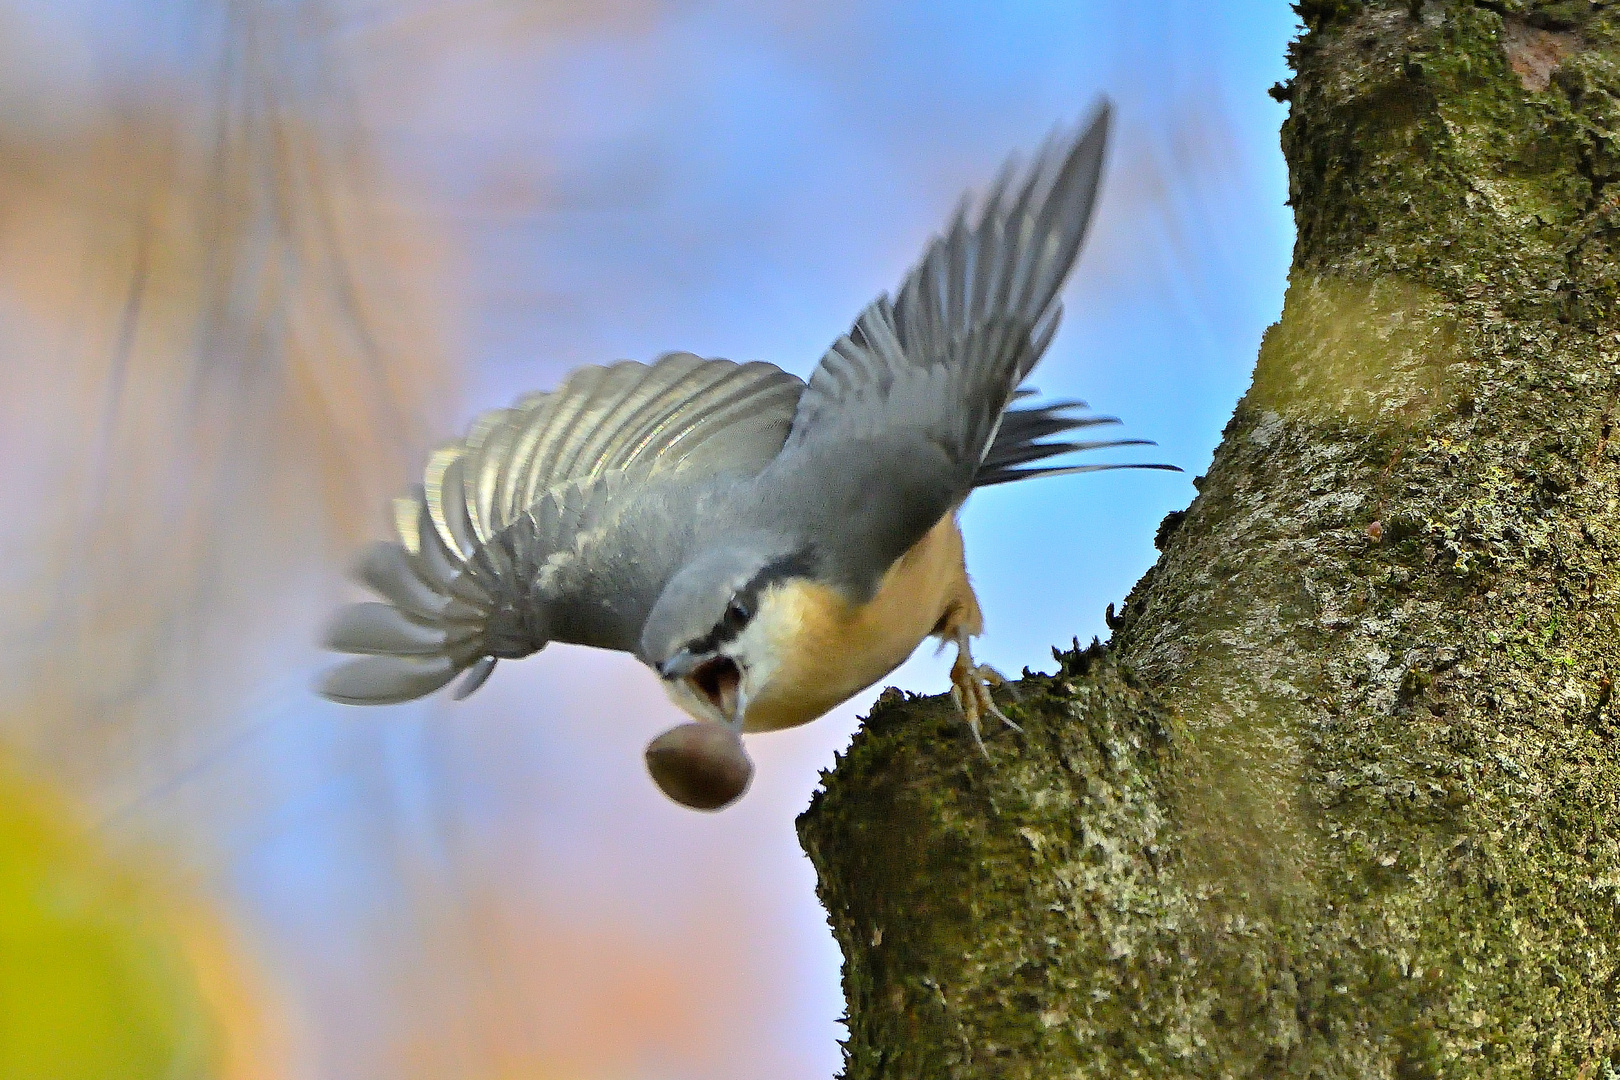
[948, 635, 1021, 757]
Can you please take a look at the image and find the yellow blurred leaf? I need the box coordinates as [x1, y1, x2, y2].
[0, 758, 285, 1079]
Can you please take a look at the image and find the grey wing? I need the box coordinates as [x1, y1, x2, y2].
[428, 351, 804, 552]
[319, 354, 804, 705]
[770, 102, 1169, 591]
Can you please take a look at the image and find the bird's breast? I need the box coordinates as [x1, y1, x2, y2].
[741, 512, 974, 732]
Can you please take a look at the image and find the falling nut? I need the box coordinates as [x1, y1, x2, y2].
[645, 722, 754, 811]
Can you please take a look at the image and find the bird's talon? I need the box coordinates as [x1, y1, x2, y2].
[948, 636, 1022, 751]
[985, 668, 1024, 703]
[967, 720, 989, 759]
[971, 663, 1024, 718]
[987, 700, 1022, 733]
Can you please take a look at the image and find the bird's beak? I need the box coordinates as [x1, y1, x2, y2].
[658, 649, 701, 680]
[661, 649, 746, 730]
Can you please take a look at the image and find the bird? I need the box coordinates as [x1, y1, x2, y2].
[317, 101, 1176, 808]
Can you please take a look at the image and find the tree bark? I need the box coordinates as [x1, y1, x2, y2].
[798, 2, 1620, 1075]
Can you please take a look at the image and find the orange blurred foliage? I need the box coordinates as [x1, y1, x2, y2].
[0, 5, 458, 795]
[396, 885, 750, 1080]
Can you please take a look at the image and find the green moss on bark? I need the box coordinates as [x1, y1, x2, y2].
[802, 3, 1620, 1076]
[800, 648, 1193, 1078]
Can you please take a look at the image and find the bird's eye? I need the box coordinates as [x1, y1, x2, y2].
[723, 596, 752, 632]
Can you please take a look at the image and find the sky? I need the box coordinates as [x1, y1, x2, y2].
[0, 2, 1298, 1077]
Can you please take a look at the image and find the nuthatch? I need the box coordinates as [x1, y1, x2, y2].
[319, 102, 1174, 809]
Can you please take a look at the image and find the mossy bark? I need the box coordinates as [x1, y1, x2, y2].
[798, 2, 1620, 1075]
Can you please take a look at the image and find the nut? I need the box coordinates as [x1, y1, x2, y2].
[645, 722, 754, 811]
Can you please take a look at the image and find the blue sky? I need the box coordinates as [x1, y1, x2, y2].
[4, 2, 1300, 1076]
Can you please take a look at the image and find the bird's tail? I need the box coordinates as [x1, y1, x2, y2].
[317, 488, 537, 705]
[975, 392, 1181, 488]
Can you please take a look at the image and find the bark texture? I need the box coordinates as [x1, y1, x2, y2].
[798, 3, 1620, 1076]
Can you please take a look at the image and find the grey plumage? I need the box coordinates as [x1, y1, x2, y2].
[321, 101, 1171, 706]
[321, 357, 802, 702]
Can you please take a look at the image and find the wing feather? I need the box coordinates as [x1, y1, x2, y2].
[319, 655, 461, 707]
[353, 541, 449, 623]
[324, 602, 465, 656]
[784, 104, 1114, 477]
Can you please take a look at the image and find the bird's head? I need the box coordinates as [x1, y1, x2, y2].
[639, 542, 818, 730]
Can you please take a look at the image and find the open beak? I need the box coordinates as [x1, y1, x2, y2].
[660, 650, 746, 729]
[658, 649, 701, 680]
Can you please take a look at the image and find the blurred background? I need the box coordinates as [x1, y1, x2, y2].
[0, 1, 1296, 1077]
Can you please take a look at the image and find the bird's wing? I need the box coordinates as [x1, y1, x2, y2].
[320, 354, 805, 705]
[429, 352, 804, 550]
[783, 104, 1111, 470]
[769, 104, 1166, 592]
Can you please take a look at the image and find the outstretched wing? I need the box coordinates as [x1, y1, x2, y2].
[424, 352, 804, 554]
[769, 103, 1171, 591]
[783, 104, 1112, 469]
[319, 354, 805, 705]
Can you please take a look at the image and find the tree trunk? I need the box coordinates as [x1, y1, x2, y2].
[797, 3, 1620, 1076]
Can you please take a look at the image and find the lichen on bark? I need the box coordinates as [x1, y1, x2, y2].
[799, 3, 1620, 1076]
[801, 648, 1190, 1078]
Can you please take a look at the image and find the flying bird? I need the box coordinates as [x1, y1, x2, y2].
[318, 102, 1175, 808]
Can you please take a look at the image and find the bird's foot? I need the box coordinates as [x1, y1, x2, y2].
[948, 633, 1022, 757]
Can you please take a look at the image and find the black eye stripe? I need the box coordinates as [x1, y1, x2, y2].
[742, 547, 819, 598]
[678, 547, 820, 657]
